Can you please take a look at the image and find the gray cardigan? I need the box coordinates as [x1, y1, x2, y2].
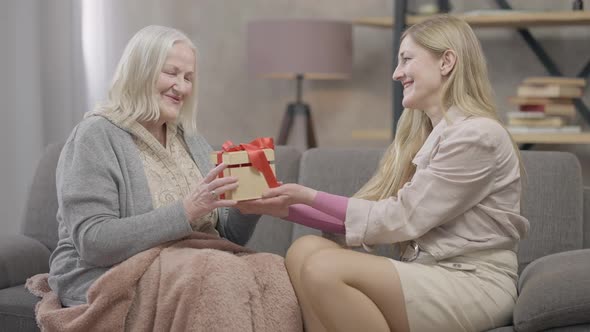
[48, 115, 260, 306]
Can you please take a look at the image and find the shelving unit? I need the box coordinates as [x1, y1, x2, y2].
[510, 132, 590, 144]
[354, 10, 590, 28]
[352, 130, 590, 144]
[354, 1, 590, 148]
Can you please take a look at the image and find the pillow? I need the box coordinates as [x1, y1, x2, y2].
[514, 249, 590, 331]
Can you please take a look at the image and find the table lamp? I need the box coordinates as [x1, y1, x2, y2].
[247, 19, 352, 148]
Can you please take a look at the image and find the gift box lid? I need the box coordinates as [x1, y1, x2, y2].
[210, 149, 275, 166]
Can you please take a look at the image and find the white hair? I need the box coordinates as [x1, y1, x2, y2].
[94, 25, 199, 134]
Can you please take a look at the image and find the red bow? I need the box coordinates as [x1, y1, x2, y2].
[216, 137, 279, 189]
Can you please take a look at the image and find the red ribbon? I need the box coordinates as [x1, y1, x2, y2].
[216, 137, 279, 191]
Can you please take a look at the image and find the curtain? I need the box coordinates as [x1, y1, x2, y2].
[0, 0, 184, 235]
[0, 0, 86, 234]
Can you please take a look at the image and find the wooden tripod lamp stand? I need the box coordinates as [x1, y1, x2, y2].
[247, 19, 352, 149]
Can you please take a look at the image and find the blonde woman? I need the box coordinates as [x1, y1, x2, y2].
[238, 15, 529, 332]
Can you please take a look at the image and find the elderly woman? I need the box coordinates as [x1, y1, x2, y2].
[49, 25, 256, 307]
[42, 27, 303, 332]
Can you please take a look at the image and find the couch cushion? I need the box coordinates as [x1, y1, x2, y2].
[293, 148, 399, 258]
[514, 249, 590, 332]
[298, 148, 384, 196]
[0, 284, 39, 332]
[294, 147, 384, 242]
[518, 151, 583, 271]
[246, 146, 301, 256]
[21, 143, 63, 252]
[0, 235, 50, 289]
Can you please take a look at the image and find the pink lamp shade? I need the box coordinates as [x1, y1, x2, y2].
[247, 19, 352, 80]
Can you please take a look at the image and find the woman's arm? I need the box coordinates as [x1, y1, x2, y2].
[234, 189, 348, 234]
[216, 207, 260, 246]
[262, 125, 503, 247]
[309, 191, 349, 221]
[57, 128, 194, 267]
[346, 125, 499, 246]
[286, 204, 345, 234]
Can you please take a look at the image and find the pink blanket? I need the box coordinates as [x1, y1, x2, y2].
[26, 232, 302, 332]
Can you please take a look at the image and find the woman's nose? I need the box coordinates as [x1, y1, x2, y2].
[392, 65, 403, 81]
[174, 79, 190, 94]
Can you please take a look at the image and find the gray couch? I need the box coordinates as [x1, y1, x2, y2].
[1, 143, 589, 332]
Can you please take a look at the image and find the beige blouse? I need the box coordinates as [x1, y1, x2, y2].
[345, 107, 530, 260]
[101, 111, 218, 235]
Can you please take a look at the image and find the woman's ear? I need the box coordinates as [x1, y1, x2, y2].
[440, 49, 457, 76]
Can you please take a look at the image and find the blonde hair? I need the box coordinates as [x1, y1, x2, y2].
[92, 25, 199, 134]
[355, 15, 523, 200]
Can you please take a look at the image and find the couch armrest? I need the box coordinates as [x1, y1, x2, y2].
[514, 249, 590, 332]
[0, 234, 51, 289]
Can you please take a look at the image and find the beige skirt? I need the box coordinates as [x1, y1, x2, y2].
[390, 248, 518, 332]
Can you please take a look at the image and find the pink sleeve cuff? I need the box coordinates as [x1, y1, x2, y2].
[310, 191, 349, 221]
[283, 191, 349, 234]
[286, 204, 345, 234]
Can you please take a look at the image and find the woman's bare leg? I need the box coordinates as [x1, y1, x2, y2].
[300, 248, 410, 332]
[285, 235, 341, 332]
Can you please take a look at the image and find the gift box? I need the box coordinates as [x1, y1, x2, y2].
[210, 138, 279, 201]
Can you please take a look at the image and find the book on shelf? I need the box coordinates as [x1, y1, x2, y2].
[506, 111, 545, 119]
[505, 76, 586, 135]
[519, 104, 576, 117]
[507, 125, 582, 134]
[462, 9, 534, 16]
[507, 97, 576, 117]
[523, 76, 587, 87]
[508, 116, 565, 127]
[508, 96, 573, 105]
[517, 84, 584, 98]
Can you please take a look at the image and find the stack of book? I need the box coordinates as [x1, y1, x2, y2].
[506, 76, 586, 134]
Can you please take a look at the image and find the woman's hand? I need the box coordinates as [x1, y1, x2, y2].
[235, 196, 290, 218]
[183, 163, 238, 223]
[235, 183, 317, 218]
[262, 183, 317, 206]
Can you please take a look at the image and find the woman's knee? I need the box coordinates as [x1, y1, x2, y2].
[299, 249, 342, 293]
[285, 235, 337, 271]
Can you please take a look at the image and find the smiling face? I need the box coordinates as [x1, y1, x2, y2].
[156, 41, 195, 123]
[392, 36, 444, 112]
